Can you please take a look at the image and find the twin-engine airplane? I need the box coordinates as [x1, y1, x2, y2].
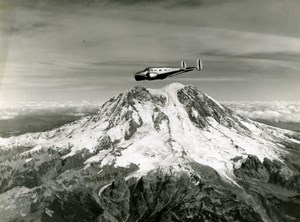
[134, 59, 202, 81]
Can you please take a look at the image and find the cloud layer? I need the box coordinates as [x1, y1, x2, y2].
[0, 101, 101, 120]
[224, 101, 300, 123]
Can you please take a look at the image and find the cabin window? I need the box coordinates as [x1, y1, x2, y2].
[164, 69, 167, 71]
[159, 69, 162, 71]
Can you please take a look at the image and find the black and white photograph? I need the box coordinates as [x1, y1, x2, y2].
[0, 0, 300, 221]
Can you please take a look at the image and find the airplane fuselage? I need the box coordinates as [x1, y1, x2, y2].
[134, 59, 202, 81]
[134, 67, 192, 81]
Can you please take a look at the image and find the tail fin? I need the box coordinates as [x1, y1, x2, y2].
[196, 59, 202, 71]
[181, 61, 187, 69]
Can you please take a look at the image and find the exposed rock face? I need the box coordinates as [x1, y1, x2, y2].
[97, 134, 112, 150]
[234, 155, 300, 192]
[41, 191, 103, 222]
[152, 107, 170, 132]
[100, 169, 264, 222]
[0, 83, 299, 222]
[177, 85, 250, 132]
[234, 155, 270, 182]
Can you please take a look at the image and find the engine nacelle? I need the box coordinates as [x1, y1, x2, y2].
[148, 73, 157, 78]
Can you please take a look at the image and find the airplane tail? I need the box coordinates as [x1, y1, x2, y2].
[196, 59, 202, 71]
[181, 61, 187, 69]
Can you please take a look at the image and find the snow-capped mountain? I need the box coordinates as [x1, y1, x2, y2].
[0, 83, 299, 222]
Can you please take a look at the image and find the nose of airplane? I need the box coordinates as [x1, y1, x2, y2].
[135, 71, 147, 76]
[134, 71, 147, 81]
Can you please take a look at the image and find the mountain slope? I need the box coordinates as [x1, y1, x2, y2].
[0, 83, 299, 222]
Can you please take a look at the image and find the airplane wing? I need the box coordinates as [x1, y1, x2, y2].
[168, 71, 187, 77]
[168, 67, 195, 77]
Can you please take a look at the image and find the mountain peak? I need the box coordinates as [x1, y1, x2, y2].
[123, 83, 212, 109]
[0, 84, 289, 181]
[161, 82, 185, 93]
[86, 83, 287, 181]
[123, 82, 186, 104]
[1, 84, 299, 221]
[131, 82, 185, 92]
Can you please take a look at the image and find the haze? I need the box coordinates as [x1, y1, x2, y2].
[0, 0, 299, 103]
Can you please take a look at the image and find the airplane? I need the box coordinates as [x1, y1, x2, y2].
[134, 59, 202, 81]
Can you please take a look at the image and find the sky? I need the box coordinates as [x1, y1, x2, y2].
[0, 0, 299, 103]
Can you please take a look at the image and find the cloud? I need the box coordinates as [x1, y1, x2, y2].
[224, 101, 300, 123]
[176, 77, 250, 82]
[202, 50, 300, 62]
[0, 101, 102, 120]
[1, 0, 300, 102]
[2, 0, 235, 8]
